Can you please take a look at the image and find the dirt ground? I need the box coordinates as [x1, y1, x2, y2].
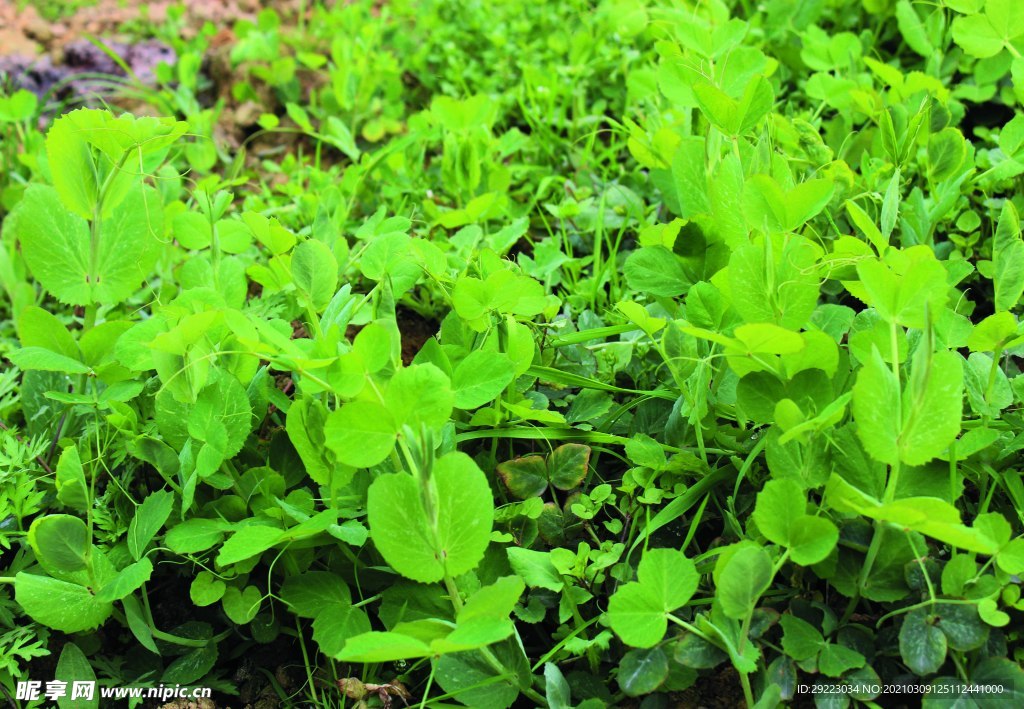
[0, 0, 261, 57]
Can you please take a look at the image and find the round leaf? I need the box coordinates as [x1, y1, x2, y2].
[618, 647, 669, 697]
[14, 573, 112, 633]
[899, 608, 947, 675]
[717, 545, 773, 620]
[452, 350, 516, 409]
[28, 514, 90, 574]
[368, 452, 493, 583]
[325, 400, 398, 468]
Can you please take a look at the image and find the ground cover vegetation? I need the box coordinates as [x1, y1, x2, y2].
[1, 0, 1024, 706]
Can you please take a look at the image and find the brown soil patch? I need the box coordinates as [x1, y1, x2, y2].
[0, 0, 261, 58]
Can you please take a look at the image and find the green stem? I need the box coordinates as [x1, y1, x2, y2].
[296, 617, 320, 706]
[149, 627, 217, 648]
[739, 671, 755, 708]
[982, 345, 1003, 425]
[884, 322, 903, 503]
[83, 304, 97, 331]
[841, 520, 886, 624]
[443, 574, 464, 615]
[558, 574, 599, 672]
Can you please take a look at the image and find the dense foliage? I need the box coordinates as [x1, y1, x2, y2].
[2, 0, 1024, 706]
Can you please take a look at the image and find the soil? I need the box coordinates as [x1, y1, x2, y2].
[0, 0, 260, 112]
[396, 307, 438, 365]
[673, 667, 751, 708]
[344, 307, 439, 366]
[0, 0, 260, 58]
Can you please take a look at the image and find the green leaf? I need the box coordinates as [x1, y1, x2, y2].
[28, 514, 90, 574]
[286, 398, 333, 485]
[548, 444, 590, 490]
[965, 352, 1012, 416]
[545, 663, 572, 709]
[780, 614, 823, 661]
[340, 631, 433, 662]
[279, 571, 351, 618]
[44, 110, 99, 218]
[368, 452, 493, 583]
[672, 137, 711, 217]
[291, 239, 338, 312]
[155, 372, 252, 456]
[8, 184, 164, 306]
[818, 644, 865, 677]
[853, 348, 901, 466]
[716, 545, 773, 620]
[854, 343, 962, 467]
[728, 235, 821, 329]
[14, 573, 112, 632]
[732, 323, 804, 355]
[826, 476, 999, 554]
[674, 632, 729, 669]
[638, 548, 699, 611]
[934, 603, 989, 652]
[433, 642, 527, 709]
[507, 548, 564, 591]
[55, 445, 89, 512]
[977, 597, 1010, 627]
[0, 89, 38, 123]
[243, 212, 296, 255]
[7, 347, 91, 374]
[353, 321, 393, 372]
[970, 658, 1024, 703]
[968, 312, 1017, 352]
[95, 558, 153, 602]
[443, 576, 524, 649]
[385, 364, 455, 430]
[606, 585, 664, 648]
[216, 525, 283, 567]
[951, 0, 1024, 58]
[752, 479, 838, 564]
[163, 644, 218, 685]
[325, 400, 398, 468]
[128, 490, 174, 561]
[856, 247, 947, 329]
[56, 643, 98, 709]
[165, 518, 228, 554]
[896, 0, 935, 56]
[452, 350, 516, 409]
[121, 595, 158, 654]
[17, 305, 80, 359]
[222, 585, 262, 624]
[927, 129, 968, 183]
[899, 348, 963, 466]
[624, 246, 689, 297]
[190, 571, 226, 607]
[997, 538, 1024, 574]
[899, 608, 947, 675]
[313, 602, 373, 658]
[881, 169, 901, 239]
[459, 577, 525, 626]
[618, 647, 669, 697]
[693, 75, 774, 136]
[608, 549, 699, 647]
[497, 455, 548, 499]
[625, 433, 668, 470]
[787, 516, 839, 566]
[744, 175, 833, 233]
[993, 202, 1024, 312]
